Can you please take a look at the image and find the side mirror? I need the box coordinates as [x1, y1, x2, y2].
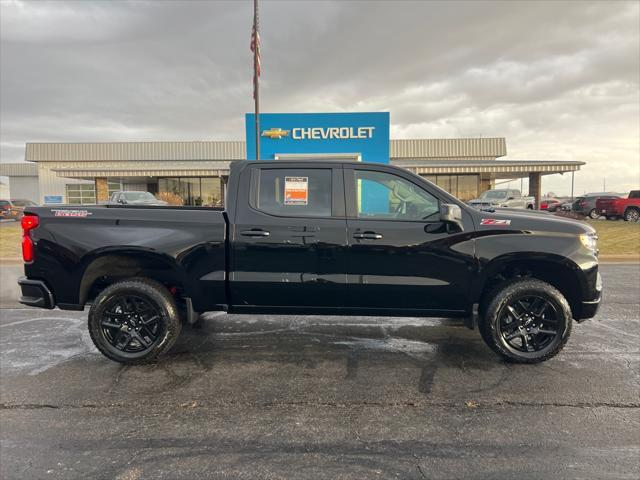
[440, 203, 463, 231]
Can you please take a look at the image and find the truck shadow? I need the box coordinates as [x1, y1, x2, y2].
[142, 313, 508, 398]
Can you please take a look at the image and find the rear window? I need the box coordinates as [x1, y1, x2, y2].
[629, 191, 640, 199]
[252, 168, 332, 217]
[0, 200, 10, 207]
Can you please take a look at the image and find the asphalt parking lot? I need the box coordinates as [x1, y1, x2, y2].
[1, 264, 639, 479]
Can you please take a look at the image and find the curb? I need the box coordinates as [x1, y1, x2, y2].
[599, 256, 640, 264]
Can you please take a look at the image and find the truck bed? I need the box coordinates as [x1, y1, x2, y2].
[24, 204, 228, 311]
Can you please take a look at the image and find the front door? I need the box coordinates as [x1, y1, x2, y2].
[344, 167, 474, 313]
[230, 164, 347, 308]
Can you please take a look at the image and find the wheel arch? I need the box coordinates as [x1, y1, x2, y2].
[78, 248, 189, 307]
[474, 253, 585, 319]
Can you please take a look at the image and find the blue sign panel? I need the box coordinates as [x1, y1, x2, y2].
[245, 112, 390, 164]
[44, 195, 63, 204]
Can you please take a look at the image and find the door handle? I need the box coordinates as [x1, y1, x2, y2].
[240, 230, 270, 237]
[353, 232, 383, 240]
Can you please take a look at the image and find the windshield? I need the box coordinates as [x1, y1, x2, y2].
[480, 190, 508, 200]
[123, 192, 157, 202]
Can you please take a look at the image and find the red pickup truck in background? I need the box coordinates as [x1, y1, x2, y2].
[596, 190, 640, 222]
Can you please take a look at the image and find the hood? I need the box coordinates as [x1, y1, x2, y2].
[474, 208, 595, 235]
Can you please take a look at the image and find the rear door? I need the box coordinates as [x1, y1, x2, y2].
[229, 163, 347, 308]
[343, 166, 474, 313]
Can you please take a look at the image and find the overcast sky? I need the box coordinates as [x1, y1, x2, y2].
[1, 0, 638, 195]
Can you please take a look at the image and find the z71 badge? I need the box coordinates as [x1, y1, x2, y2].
[52, 209, 93, 218]
[480, 218, 511, 226]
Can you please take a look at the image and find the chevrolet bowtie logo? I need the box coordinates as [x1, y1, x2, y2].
[261, 128, 290, 139]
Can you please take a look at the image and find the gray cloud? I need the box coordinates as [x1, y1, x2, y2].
[1, 0, 638, 194]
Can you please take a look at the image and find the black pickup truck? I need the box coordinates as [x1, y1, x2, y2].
[18, 161, 601, 364]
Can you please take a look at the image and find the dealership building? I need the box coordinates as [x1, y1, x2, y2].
[0, 112, 583, 207]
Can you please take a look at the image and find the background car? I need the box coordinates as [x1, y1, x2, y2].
[108, 191, 168, 206]
[571, 193, 620, 219]
[540, 197, 562, 212]
[0, 199, 38, 220]
[596, 190, 640, 221]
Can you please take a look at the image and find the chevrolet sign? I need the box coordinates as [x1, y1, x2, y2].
[246, 112, 389, 163]
[262, 126, 375, 140]
[292, 126, 375, 140]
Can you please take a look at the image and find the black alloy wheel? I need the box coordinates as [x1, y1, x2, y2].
[100, 295, 163, 354]
[479, 278, 572, 363]
[497, 295, 560, 354]
[88, 278, 182, 364]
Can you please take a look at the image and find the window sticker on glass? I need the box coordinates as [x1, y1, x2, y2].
[284, 177, 308, 205]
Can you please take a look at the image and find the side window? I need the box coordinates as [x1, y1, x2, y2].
[354, 170, 439, 221]
[253, 168, 332, 217]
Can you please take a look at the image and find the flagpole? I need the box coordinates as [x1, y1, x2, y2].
[253, 0, 260, 160]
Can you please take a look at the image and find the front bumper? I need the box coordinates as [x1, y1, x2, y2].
[577, 295, 601, 321]
[575, 271, 602, 322]
[18, 277, 55, 309]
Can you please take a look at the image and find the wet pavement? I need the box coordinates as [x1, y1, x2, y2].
[0, 264, 639, 479]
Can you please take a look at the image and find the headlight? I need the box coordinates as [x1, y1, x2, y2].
[580, 233, 598, 252]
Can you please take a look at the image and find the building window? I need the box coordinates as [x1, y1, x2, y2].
[421, 174, 478, 201]
[66, 184, 96, 205]
[158, 177, 222, 206]
[108, 180, 122, 197]
[457, 175, 479, 201]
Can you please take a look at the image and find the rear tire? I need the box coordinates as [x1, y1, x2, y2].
[479, 278, 572, 364]
[88, 278, 181, 364]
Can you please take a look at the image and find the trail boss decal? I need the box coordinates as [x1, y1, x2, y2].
[481, 218, 511, 226]
[52, 209, 93, 218]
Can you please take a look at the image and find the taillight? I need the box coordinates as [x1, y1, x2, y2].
[2, 205, 10, 210]
[21, 214, 39, 262]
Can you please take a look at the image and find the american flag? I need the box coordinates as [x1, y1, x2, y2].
[250, 24, 261, 77]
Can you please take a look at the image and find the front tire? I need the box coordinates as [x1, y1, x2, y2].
[88, 278, 182, 364]
[479, 279, 572, 364]
[624, 208, 639, 222]
[589, 208, 600, 219]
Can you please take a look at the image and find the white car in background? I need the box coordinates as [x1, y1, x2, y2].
[468, 189, 535, 210]
[108, 191, 168, 206]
